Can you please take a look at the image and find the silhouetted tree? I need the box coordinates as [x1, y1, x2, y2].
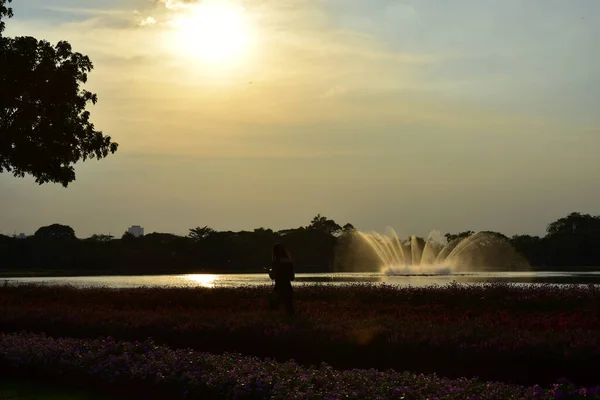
[543, 213, 600, 267]
[188, 226, 216, 241]
[444, 231, 474, 244]
[0, 1, 118, 186]
[511, 235, 544, 265]
[483, 231, 508, 239]
[278, 228, 299, 236]
[5, 212, 600, 273]
[87, 234, 114, 242]
[143, 232, 182, 243]
[34, 224, 76, 240]
[253, 227, 274, 236]
[0, 0, 12, 34]
[121, 231, 136, 241]
[547, 212, 600, 236]
[308, 214, 342, 236]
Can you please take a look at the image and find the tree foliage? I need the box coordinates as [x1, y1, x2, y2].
[444, 231, 474, 244]
[0, 0, 13, 34]
[546, 212, 600, 236]
[87, 234, 114, 242]
[121, 231, 136, 241]
[0, 0, 118, 186]
[2, 212, 600, 273]
[189, 226, 216, 241]
[308, 214, 342, 236]
[34, 223, 76, 240]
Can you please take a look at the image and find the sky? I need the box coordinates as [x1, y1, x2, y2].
[1, 0, 599, 239]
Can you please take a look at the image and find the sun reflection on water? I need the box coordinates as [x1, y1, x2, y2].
[184, 274, 219, 288]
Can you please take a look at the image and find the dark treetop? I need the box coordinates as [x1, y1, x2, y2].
[1, 212, 600, 275]
[0, 0, 118, 187]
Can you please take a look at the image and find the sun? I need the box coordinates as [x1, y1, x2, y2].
[169, 1, 254, 65]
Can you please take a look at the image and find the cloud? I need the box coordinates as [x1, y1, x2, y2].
[6, 0, 591, 163]
[139, 16, 157, 26]
[4, 0, 600, 240]
[160, 0, 197, 10]
[39, 6, 133, 16]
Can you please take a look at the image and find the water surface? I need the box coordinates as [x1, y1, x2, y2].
[5, 271, 600, 289]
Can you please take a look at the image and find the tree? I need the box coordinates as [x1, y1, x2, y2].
[0, 1, 118, 186]
[444, 231, 474, 244]
[188, 226, 216, 241]
[34, 224, 76, 240]
[87, 234, 114, 242]
[121, 231, 136, 241]
[0, 0, 12, 34]
[253, 227, 274, 235]
[546, 212, 600, 236]
[510, 234, 544, 265]
[143, 232, 182, 244]
[308, 214, 342, 236]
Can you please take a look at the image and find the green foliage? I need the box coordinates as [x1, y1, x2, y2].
[0, 1, 118, 186]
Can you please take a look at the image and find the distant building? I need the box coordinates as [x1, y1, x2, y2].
[128, 225, 144, 237]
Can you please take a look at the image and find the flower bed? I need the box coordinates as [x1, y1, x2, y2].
[1, 283, 599, 384]
[0, 332, 598, 400]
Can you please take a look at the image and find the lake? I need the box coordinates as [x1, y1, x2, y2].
[4, 270, 600, 288]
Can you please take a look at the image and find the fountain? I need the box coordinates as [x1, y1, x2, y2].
[354, 228, 529, 275]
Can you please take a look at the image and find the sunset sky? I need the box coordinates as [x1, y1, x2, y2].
[1, 0, 599, 238]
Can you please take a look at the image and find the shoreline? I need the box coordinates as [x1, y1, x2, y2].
[0, 270, 267, 278]
[2, 265, 600, 279]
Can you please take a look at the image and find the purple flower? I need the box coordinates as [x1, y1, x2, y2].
[1, 332, 599, 399]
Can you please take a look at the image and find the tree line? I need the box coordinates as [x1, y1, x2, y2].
[1, 212, 599, 275]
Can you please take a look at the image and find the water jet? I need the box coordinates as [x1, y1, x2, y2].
[355, 228, 529, 275]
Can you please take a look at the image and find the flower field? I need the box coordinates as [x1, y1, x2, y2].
[0, 282, 599, 396]
[0, 332, 599, 399]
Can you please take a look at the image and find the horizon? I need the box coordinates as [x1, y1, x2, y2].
[1, 0, 600, 238]
[2, 210, 589, 240]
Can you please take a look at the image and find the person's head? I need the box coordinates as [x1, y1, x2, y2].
[272, 243, 291, 261]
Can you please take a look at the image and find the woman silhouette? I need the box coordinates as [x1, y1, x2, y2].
[267, 243, 295, 316]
